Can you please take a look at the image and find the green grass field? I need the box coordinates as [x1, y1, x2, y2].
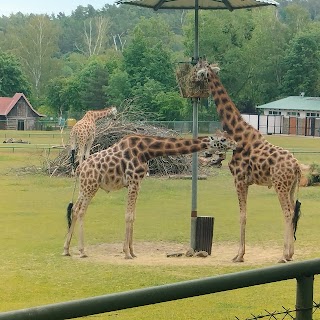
[0, 130, 320, 319]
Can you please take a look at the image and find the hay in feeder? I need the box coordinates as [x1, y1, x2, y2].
[175, 62, 210, 99]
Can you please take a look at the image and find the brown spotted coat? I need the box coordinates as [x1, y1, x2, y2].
[63, 133, 237, 259]
[195, 60, 301, 263]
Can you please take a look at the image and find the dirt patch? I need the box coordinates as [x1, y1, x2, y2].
[70, 241, 311, 266]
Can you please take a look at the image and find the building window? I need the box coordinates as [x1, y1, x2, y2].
[306, 112, 320, 117]
[268, 110, 281, 115]
[287, 112, 300, 117]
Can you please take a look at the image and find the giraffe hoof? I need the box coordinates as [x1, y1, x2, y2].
[232, 255, 244, 263]
[124, 255, 134, 259]
[62, 251, 71, 257]
[80, 253, 88, 258]
[278, 257, 292, 263]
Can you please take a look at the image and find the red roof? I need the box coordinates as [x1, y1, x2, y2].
[0, 93, 43, 117]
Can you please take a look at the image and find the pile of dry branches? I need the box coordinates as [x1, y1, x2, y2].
[47, 104, 196, 177]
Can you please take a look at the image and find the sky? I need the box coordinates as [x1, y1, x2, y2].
[1, 0, 117, 17]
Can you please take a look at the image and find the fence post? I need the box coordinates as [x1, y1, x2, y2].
[296, 275, 314, 320]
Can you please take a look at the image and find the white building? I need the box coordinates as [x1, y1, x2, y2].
[255, 95, 320, 136]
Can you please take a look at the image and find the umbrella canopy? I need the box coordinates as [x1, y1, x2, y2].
[116, 0, 278, 10]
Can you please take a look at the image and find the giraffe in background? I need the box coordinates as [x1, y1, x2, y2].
[194, 59, 301, 263]
[63, 132, 237, 259]
[70, 106, 117, 167]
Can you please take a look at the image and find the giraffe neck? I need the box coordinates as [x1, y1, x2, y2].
[84, 109, 112, 122]
[208, 73, 243, 136]
[208, 72, 263, 142]
[129, 136, 211, 162]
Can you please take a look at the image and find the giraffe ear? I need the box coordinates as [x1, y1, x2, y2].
[210, 64, 220, 74]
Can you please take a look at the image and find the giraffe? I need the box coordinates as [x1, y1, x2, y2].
[194, 59, 302, 263]
[69, 106, 117, 167]
[63, 132, 237, 259]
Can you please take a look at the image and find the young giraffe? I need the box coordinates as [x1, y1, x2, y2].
[194, 59, 301, 263]
[63, 132, 237, 259]
[70, 106, 117, 167]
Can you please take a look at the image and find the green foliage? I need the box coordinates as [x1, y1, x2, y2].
[155, 91, 187, 120]
[46, 76, 83, 117]
[7, 15, 61, 102]
[0, 51, 31, 96]
[123, 29, 178, 118]
[78, 59, 109, 109]
[281, 33, 320, 96]
[36, 105, 56, 118]
[105, 68, 131, 107]
[131, 78, 165, 116]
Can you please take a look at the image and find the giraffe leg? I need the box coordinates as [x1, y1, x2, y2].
[233, 182, 248, 263]
[123, 182, 140, 259]
[78, 145, 86, 165]
[63, 198, 80, 256]
[275, 186, 295, 263]
[78, 198, 92, 258]
[63, 214, 77, 256]
[84, 136, 94, 160]
[62, 193, 93, 258]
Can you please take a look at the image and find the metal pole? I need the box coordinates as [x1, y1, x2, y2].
[194, 0, 199, 61]
[296, 275, 314, 320]
[190, 0, 200, 250]
[190, 98, 199, 249]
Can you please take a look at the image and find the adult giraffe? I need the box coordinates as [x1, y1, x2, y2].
[194, 59, 301, 263]
[70, 106, 117, 167]
[63, 132, 237, 259]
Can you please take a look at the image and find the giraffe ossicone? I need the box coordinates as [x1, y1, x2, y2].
[63, 131, 236, 259]
[69, 106, 117, 169]
[192, 58, 302, 263]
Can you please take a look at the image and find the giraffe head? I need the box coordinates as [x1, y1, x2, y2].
[195, 59, 220, 82]
[206, 130, 237, 155]
[106, 106, 117, 120]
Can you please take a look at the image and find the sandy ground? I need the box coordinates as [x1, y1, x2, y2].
[69, 241, 312, 266]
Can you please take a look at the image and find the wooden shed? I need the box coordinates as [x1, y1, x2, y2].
[0, 93, 43, 130]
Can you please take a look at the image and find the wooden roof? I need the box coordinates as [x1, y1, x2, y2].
[0, 93, 43, 117]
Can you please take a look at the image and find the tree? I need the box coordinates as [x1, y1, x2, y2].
[131, 78, 164, 117]
[75, 16, 110, 56]
[123, 30, 176, 90]
[105, 68, 131, 107]
[281, 33, 320, 96]
[231, 8, 290, 104]
[280, 3, 311, 36]
[0, 51, 31, 96]
[155, 91, 187, 120]
[8, 15, 61, 101]
[77, 59, 109, 109]
[46, 76, 83, 117]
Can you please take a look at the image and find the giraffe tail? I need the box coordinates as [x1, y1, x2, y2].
[292, 165, 302, 241]
[293, 200, 301, 241]
[67, 202, 73, 229]
[70, 149, 75, 166]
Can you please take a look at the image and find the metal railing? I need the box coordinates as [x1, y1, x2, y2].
[0, 258, 319, 320]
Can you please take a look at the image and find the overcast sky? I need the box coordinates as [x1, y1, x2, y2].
[1, 0, 117, 17]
